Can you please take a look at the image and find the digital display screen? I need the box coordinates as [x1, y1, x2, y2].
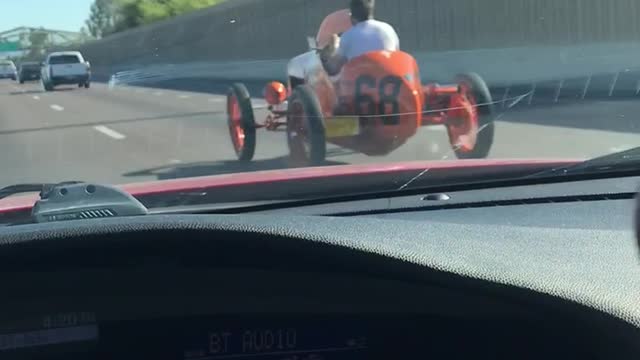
[0, 313, 581, 360]
[0, 325, 98, 351]
[0, 313, 370, 360]
[94, 316, 370, 360]
[183, 325, 367, 360]
[0, 312, 99, 360]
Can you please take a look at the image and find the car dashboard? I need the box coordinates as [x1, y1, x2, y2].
[3, 269, 595, 360]
[1, 267, 610, 360]
[1, 176, 639, 359]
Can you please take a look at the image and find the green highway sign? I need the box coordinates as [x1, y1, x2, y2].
[0, 42, 20, 51]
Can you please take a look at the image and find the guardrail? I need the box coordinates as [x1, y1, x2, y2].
[491, 68, 640, 110]
[101, 42, 640, 111]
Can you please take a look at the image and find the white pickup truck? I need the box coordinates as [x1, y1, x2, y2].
[41, 51, 91, 91]
[0, 60, 17, 80]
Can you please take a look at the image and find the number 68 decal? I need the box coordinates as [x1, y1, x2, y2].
[354, 75, 402, 125]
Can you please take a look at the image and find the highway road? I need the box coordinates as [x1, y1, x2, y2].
[0, 78, 638, 189]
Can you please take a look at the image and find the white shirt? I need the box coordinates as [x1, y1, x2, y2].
[287, 51, 321, 80]
[337, 19, 400, 60]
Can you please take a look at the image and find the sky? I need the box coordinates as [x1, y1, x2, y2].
[0, 0, 94, 33]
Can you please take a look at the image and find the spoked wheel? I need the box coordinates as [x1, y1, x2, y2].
[447, 73, 495, 159]
[227, 83, 256, 162]
[286, 85, 326, 166]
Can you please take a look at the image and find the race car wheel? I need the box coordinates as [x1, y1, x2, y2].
[227, 83, 256, 162]
[42, 79, 54, 92]
[84, 82, 91, 89]
[287, 85, 326, 166]
[447, 73, 495, 159]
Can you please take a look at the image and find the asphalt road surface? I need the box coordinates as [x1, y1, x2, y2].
[0, 78, 638, 189]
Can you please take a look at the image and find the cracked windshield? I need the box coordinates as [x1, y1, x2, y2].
[0, 0, 639, 207]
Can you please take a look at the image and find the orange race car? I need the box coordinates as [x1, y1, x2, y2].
[226, 9, 495, 165]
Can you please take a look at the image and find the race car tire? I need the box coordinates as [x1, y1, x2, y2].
[287, 85, 326, 166]
[84, 82, 91, 89]
[227, 83, 256, 162]
[19, 78, 24, 84]
[449, 72, 495, 159]
[78, 83, 83, 88]
[42, 79, 54, 92]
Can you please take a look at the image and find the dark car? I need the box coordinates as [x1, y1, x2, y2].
[17, 62, 41, 83]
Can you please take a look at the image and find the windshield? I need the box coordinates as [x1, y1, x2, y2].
[0, 61, 15, 68]
[0, 0, 638, 208]
[49, 55, 81, 64]
[20, 63, 39, 69]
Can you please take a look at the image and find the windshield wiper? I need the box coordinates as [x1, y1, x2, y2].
[528, 146, 640, 178]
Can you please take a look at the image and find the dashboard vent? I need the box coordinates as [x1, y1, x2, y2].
[336, 192, 637, 216]
[430, 192, 635, 210]
[78, 209, 116, 219]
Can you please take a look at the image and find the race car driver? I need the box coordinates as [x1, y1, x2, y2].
[320, 0, 400, 76]
[287, 8, 352, 89]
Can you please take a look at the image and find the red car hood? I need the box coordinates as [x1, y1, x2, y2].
[0, 159, 577, 215]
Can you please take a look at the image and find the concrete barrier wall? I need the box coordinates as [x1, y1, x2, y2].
[75, 0, 640, 68]
[69, 0, 640, 96]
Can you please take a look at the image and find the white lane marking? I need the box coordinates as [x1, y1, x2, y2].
[178, 94, 190, 99]
[153, 91, 163, 96]
[32, 95, 40, 100]
[208, 98, 224, 103]
[425, 126, 447, 132]
[169, 159, 182, 164]
[93, 125, 126, 140]
[50, 104, 64, 111]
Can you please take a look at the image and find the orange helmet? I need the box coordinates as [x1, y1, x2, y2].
[316, 9, 352, 48]
[263, 81, 287, 105]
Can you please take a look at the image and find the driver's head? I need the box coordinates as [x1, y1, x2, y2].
[350, 0, 375, 23]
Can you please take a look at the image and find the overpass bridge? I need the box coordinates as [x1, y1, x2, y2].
[0, 27, 85, 58]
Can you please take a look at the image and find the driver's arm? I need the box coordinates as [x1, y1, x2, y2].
[322, 53, 347, 76]
[320, 34, 348, 76]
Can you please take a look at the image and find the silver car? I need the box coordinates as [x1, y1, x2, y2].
[0, 60, 17, 80]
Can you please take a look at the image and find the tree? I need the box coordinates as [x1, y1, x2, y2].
[79, 27, 94, 42]
[109, 0, 225, 31]
[85, 0, 116, 38]
[112, 0, 145, 32]
[176, 0, 226, 12]
[166, 0, 226, 16]
[27, 28, 49, 58]
[138, 0, 172, 24]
